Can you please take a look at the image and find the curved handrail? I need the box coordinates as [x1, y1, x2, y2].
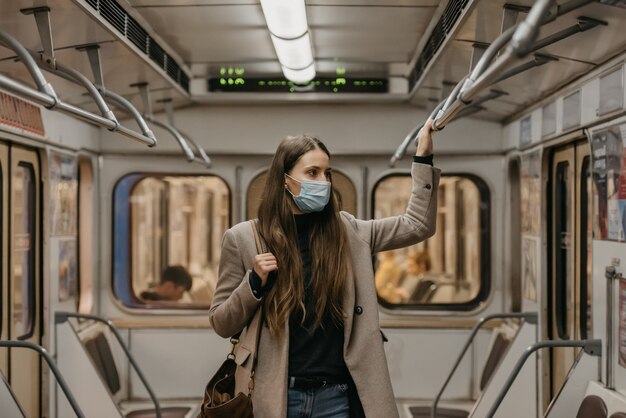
[100, 89, 157, 146]
[148, 118, 195, 161]
[431, 312, 537, 418]
[30, 54, 118, 126]
[0, 30, 155, 146]
[389, 99, 445, 167]
[160, 98, 212, 168]
[183, 134, 212, 168]
[485, 339, 601, 418]
[432, 76, 468, 132]
[51, 61, 118, 125]
[0, 340, 85, 418]
[389, 123, 422, 167]
[395, 0, 593, 146]
[0, 30, 56, 99]
[55, 312, 162, 418]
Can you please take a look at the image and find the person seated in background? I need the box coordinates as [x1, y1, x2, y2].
[375, 251, 403, 303]
[140, 265, 193, 302]
[396, 249, 432, 302]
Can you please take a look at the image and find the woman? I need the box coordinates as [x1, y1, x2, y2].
[209, 120, 439, 418]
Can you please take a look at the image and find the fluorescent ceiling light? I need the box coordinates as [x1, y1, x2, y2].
[259, 0, 308, 39]
[282, 63, 316, 84]
[260, 0, 316, 84]
[270, 33, 313, 70]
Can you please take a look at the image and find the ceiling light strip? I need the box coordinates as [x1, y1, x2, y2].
[260, 0, 316, 84]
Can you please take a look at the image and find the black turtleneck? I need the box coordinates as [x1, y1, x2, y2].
[248, 213, 349, 381]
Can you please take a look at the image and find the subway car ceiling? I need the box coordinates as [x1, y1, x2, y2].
[0, 0, 624, 124]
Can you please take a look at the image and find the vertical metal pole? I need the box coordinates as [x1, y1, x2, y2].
[361, 166, 369, 219]
[235, 166, 243, 223]
[606, 266, 617, 389]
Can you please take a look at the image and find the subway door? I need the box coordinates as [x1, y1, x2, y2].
[0, 143, 7, 376]
[8, 146, 42, 417]
[548, 141, 591, 402]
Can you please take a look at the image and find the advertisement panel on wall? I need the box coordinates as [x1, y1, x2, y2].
[520, 149, 542, 302]
[590, 119, 626, 242]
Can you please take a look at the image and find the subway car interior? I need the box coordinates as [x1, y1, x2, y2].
[1, 0, 626, 417]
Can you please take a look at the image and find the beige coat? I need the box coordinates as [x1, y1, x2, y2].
[209, 163, 440, 418]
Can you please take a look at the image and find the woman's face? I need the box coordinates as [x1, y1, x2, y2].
[285, 147, 331, 197]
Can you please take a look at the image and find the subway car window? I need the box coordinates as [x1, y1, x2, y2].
[12, 163, 35, 337]
[373, 174, 489, 310]
[114, 174, 229, 309]
[247, 169, 357, 219]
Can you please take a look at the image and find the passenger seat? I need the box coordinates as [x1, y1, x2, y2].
[575, 395, 607, 418]
[84, 331, 191, 418]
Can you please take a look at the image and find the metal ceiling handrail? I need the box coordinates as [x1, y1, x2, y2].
[74, 46, 156, 145]
[148, 117, 196, 162]
[0, 340, 85, 418]
[390, 0, 598, 162]
[160, 98, 212, 168]
[184, 134, 212, 168]
[99, 88, 157, 146]
[28, 52, 118, 126]
[0, 29, 56, 99]
[434, 0, 597, 130]
[389, 97, 446, 167]
[0, 29, 155, 146]
[432, 0, 555, 130]
[133, 82, 199, 163]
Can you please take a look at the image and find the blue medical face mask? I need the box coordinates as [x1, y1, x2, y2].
[285, 173, 331, 213]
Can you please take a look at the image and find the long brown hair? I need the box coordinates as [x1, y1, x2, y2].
[258, 135, 351, 335]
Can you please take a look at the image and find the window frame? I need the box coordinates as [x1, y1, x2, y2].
[371, 171, 491, 312]
[14, 162, 37, 339]
[112, 172, 232, 310]
[554, 161, 570, 339]
[579, 155, 591, 339]
[77, 156, 95, 314]
[0, 156, 3, 338]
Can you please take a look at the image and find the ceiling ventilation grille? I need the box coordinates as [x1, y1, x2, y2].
[408, 0, 471, 91]
[84, 0, 189, 92]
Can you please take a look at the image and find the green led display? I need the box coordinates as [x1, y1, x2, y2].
[208, 66, 387, 93]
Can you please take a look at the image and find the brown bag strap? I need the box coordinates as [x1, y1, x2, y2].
[246, 220, 266, 394]
[229, 219, 267, 343]
[249, 219, 267, 254]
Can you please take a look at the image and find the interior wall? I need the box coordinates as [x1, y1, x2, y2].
[99, 104, 503, 156]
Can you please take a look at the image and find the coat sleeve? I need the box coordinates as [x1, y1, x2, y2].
[208, 228, 262, 338]
[342, 163, 440, 254]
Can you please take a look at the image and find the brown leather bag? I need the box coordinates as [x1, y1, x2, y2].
[198, 220, 266, 418]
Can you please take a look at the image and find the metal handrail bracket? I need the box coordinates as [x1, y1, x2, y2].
[485, 339, 601, 418]
[431, 312, 537, 418]
[55, 311, 163, 418]
[0, 340, 85, 418]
